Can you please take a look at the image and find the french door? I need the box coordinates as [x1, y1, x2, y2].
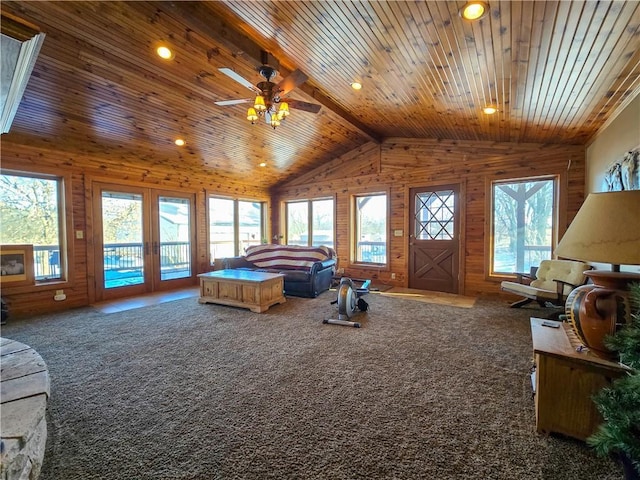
[409, 184, 461, 293]
[93, 183, 196, 301]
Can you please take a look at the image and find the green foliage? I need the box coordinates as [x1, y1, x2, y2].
[588, 282, 640, 473]
[605, 282, 640, 370]
[588, 374, 640, 468]
[0, 175, 60, 246]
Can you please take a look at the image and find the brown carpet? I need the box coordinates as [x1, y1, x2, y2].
[1, 292, 622, 479]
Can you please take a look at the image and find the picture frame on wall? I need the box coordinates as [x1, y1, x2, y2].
[0, 244, 35, 286]
[603, 146, 639, 191]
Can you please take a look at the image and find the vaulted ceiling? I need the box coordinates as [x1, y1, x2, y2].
[2, 1, 639, 188]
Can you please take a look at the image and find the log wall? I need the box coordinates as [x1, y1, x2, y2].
[272, 138, 586, 296]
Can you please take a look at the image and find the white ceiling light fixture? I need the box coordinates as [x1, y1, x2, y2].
[483, 106, 497, 115]
[351, 81, 362, 90]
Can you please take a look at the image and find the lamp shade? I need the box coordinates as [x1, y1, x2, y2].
[246, 107, 258, 122]
[554, 190, 640, 266]
[253, 95, 266, 111]
[278, 102, 290, 117]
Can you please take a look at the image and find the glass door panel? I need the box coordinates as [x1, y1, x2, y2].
[101, 191, 145, 289]
[158, 196, 191, 281]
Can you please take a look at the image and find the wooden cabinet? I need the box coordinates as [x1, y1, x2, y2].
[530, 317, 629, 441]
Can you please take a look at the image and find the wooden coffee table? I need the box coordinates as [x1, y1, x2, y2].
[198, 269, 286, 313]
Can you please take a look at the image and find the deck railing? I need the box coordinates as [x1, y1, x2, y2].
[357, 241, 387, 264]
[34, 242, 551, 283]
[33, 242, 193, 286]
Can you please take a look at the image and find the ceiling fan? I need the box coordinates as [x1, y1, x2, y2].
[215, 59, 321, 128]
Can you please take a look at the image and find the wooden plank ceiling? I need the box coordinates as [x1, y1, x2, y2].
[1, 1, 639, 188]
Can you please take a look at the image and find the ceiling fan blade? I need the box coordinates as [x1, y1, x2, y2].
[214, 99, 251, 106]
[275, 69, 308, 97]
[218, 68, 261, 95]
[282, 99, 321, 114]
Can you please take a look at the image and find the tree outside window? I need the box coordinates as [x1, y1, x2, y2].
[0, 173, 63, 280]
[492, 178, 555, 274]
[354, 193, 387, 264]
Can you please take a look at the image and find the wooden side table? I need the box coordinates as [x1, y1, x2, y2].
[530, 317, 630, 441]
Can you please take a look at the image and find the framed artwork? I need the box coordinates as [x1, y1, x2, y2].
[603, 146, 639, 191]
[0, 244, 34, 286]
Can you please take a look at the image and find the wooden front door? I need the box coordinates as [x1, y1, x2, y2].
[409, 185, 461, 293]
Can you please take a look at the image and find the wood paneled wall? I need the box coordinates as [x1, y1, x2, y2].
[1, 136, 584, 317]
[272, 138, 586, 296]
[1, 139, 269, 317]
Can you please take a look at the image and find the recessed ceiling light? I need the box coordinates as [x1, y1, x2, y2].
[351, 82, 362, 91]
[156, 45, 174, 60]
[174, 138, 185, 146]
[459, 1, 489, 21]
[483, 106, 497, 115]
[259, 162, 267, 168]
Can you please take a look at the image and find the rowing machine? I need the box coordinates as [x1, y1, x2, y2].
[323, 277, 370, 328]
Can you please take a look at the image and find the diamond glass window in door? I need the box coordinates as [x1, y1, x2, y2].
[415, 190, 455, 240]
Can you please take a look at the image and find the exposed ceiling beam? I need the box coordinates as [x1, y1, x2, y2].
[159, 1, 381, 143]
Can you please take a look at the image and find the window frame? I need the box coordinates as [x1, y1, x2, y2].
[207, 195, 266, 264]
[350, 190, 390, 269]
[486, 174, 560, 280]
[283, 197, 335, 248]
[0, 167, 74, 292]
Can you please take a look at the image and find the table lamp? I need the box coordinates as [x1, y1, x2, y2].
[554, 190, 640, 359]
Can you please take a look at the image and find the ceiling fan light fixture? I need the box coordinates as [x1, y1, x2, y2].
[460, 1, 489, 21]
[254, 95, 266, 111]
[247, 107, 258, 123]
[217, 59, 320, 130]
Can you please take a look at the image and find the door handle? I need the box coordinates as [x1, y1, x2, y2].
[144, 242, 150, 255]
[153, 241, 159, 255]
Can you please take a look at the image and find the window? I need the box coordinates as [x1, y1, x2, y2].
[491, 178, 556, 275]
[208, 197, 264, 262]
[415, 190, 455, 240]
[285, 198, 334, 247]
[353, 193, 387, 264]
[0, 172, 65, 281]
[286, 201, 308, 246]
